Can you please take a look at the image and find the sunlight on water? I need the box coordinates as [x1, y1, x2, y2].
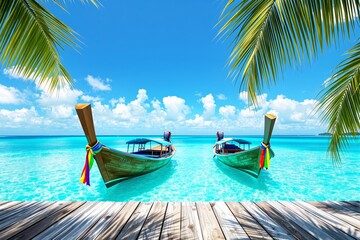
[0, 135, 359, 202]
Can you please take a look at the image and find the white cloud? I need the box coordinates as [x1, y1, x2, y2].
[0, 79, 325, 134]
[85, 75, 111, 91]
[219, 105, 236, 118]
[81, 95, 101, 102]
[186, 114, 213, 128]
[163, 96, 190, 121]
[201, 94, 216, 118]
[268, 95, 297, 111]
[256, 95, 320, 131]
[239, 91, 268, 108]
[186, 93, 217, 128]
[37, 87, 83, 107]
[113, 102, 132, 120]
[239, 91, 248, 102]
[0, 84, 23, 104]
[217, 94, 227, 100]
[109, 97, 125, 107]
[50, 105, 74, 118]
[36, 86, 83, 120]
[0, 107, 43, 127]
[89, 91, 190, 132]
[111, 89, 149, 125]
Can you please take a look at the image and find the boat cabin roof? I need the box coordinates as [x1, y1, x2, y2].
[215, 138, 251, 145]
[126, 138, 172, 146]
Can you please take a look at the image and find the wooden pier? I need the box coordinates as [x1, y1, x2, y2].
[0, 200, 359, 239]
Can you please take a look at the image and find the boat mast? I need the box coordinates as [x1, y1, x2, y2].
[75, 104, 98, 145]
[263, 113, 277, 144]
[75, 103, 110, 182]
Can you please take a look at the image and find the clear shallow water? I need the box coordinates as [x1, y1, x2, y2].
[0, 135, 359, 202]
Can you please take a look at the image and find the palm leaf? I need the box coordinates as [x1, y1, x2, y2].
[51, 0, 101, 8]
[218, 0, 360, 162]
[317, 41, 360, 164]
[0, 0, 99, 91]
[218, 0, 360, 105]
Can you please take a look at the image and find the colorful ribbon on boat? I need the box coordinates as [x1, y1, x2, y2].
[80, 141, 102, 186]
[259, 142, 271, 170]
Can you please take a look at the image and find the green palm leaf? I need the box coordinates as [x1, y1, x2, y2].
[219, 0, 360, 161]
[219, 0, 359, 104]
[0, 0, 98, 91]
[317, 41, 360, 164]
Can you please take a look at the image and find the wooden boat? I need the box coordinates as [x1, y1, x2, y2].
[75, 104, 176, 188]
[213, 113, 276, 177]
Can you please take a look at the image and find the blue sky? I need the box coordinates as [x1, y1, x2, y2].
[0, 0, 359, 135]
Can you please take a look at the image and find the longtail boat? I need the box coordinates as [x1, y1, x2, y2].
[75, 104, 176, 188]
[213, 113, 276, 177]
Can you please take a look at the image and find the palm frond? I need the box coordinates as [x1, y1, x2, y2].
[317, 41, 360, 164]
[51, 0, 101, 8]
[0, 0, 79, 91]
[219, 0, 360, 105]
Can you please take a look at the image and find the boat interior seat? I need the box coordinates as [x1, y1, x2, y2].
[223, 144, 243, 153]
[223, 149, 243, 153]
[132, 149, 168, 156]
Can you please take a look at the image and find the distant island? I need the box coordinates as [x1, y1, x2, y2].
[319, 132, 360, 136]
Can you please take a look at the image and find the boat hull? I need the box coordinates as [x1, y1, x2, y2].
[98, 146, 175, 187]
[214, 147, 274, 177]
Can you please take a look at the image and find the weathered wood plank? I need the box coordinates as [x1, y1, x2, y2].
[268, 201, 336, 240]
[32, 201, 99, 240]
[310, 201, 360, 228]
[0, 201, 52, 231]
[338, 201, 360, 211]
[329, 201, 360, 220]
[138, 202, 167, 240]
[95, 201, 139, 239]
[278, 202, 342, 239]
[0, 200, 358, 240]
[116, 202, 153, 240]
[54, 201, 114, 240]
[346, 201, 360, 208]
[0, 201, 70, 239]
[241, 202, 293, 240]
[160, 202, 181, 240]
[212, 201, 248, 240]
[9, 201, 85, 240]
[0, 201, 39, 221]
[282, 202, 356, 240]
[227, 202, 272, 240]
[254, 201, 307, 240]
[0, 201, 25, 219]
[0, 201, 22, 211]
[295, 201, 360, 239]
[82, 202, 125, 239]
[180, 202, 203, 240]
[196, 202, 225, 240]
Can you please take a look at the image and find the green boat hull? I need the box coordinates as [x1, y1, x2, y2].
[97, 146, 175, 188]
[214, 147, 274, 177]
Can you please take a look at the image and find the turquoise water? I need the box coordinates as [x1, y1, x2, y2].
[0, 135, 359, 202]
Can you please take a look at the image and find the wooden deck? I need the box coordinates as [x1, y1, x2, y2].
[0, 201, 359, 239]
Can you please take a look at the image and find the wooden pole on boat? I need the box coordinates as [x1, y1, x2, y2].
[75, 103, 110, 182]
[263, 113, 277, 144]
[75, 104, 97, 146]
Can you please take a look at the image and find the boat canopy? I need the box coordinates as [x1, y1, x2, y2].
[126, 138, 172, 146]
[214, 138, 251, 145]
